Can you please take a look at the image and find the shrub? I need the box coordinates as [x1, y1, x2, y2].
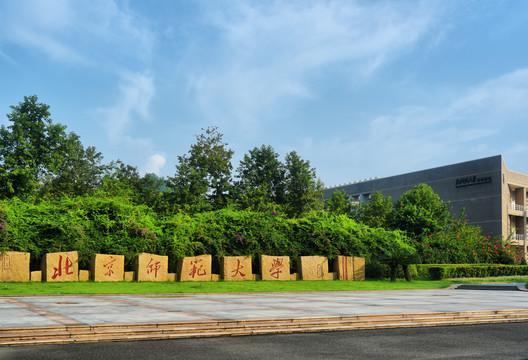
[417, 264, 528, 279]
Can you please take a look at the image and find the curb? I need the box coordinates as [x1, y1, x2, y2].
[2, 309, 528, 347]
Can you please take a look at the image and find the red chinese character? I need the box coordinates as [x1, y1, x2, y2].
[52, 256, 73, 280]
[103, 256, 117, 277]
[269, 257, 284, 279]
[231, 259, 245, 278]
[146, 258, 161, 278]
[189, 259, 206, 278]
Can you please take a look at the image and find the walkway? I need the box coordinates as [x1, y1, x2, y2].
[1, 287, 528, 346]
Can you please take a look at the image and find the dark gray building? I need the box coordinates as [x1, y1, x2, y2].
[324, 155, 528, 256]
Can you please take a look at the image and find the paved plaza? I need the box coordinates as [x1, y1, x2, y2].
[1, 288, 528, 329]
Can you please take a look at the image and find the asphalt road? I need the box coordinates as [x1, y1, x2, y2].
[2, 322, 528, 360]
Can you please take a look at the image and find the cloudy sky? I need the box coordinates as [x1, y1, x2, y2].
[1, 0, 527, 186]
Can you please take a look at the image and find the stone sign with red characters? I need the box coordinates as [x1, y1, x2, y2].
[42, 251, 79, 282]
[90, 254, 125, 282]
[260, 255, 290, 281]
[135, 253, 168, 282]
[177, 254, 212, 281]
[220, 256, 252, 281]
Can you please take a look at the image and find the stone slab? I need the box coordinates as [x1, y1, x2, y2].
[211, 274, 221, 281]
[90, 254, 125, 282]
[260, 255, 290, 281]
[353, 257, 366, 281]
[168, 273, 177, 281]
[220, 256, 252, 281]
[42, 251, 79, 282]
[0, 251, 30, 282]
[334, 255, 354, 280]
[30, 271, 42, 282]
[297, 256, 328, 280]
[290, 273, 299, 281]
[79, 270, 90, 282]
[124, 271, 135, 282]
[177, 255, 212, 282]
[135, 253, 168, 282]
[333, 255, 366, 280]
[324, 272, 337, 280]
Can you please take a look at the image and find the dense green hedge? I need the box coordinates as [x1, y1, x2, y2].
[1, 195, 522, 278]
[0, 196, 411, 271]
[416, 264, 528, 279]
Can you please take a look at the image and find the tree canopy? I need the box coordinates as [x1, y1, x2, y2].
[0, 95, 105, 199]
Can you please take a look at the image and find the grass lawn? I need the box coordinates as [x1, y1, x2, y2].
[1, 276, 527, 296]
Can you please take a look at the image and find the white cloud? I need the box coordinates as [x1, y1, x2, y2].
[0, 0, 154, 66]
[186, 0, 445, 132]
[101, 72, 155, 142]
[144, 154, 167, 175]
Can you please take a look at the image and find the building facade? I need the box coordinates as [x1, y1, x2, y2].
[324, 155, 528, 256]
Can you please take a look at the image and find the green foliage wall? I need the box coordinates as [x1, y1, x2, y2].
[1, 196, 411, 272]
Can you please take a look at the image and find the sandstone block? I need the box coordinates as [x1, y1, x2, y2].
[324, 272, 337, 280]
[135, 253, 168, 282]
[168, 273, 177, 281]
[297, 256, 328, 280]
[290, 273, 299, 281]
[220, 256, 252, 281]
[177, 255, 212, 281]
[334, 256, 366, 280]
[42, 251, 79, 282]
[260, 255, 290, 281]
[353, 257, 365, 281]
[30, 271, 42, 282]
[124, 271, 135, 282]
[211, 274, 221, 281]
[90, 254, 124, 282]
[334, 255, 354, 280]
[0, 251, 30, 282]
[79, 270, 90, 282]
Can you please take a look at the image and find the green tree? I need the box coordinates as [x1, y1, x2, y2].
[102, 160, 169, 211]
[380, 247, 420, 282]
[284, 151, 324, 217]
[0, 95, 89, 199]
[355, 191, 393, 228]
[39, 133, 105, 198]
[168, 127, 234, 212]
[325, 189, 353, 216]
[391, 184, 452, 237]
[235, 145, 286, 210]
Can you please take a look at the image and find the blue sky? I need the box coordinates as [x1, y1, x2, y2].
[1, 0, 527, 187]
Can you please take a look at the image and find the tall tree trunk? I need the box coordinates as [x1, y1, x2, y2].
[390, 265, 397, 282]
[402, 264, 412, 282]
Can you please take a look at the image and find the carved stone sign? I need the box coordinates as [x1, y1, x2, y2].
[334, 255, 354, 280]
[297, 256, 328, 280]
[334, 255, 365, 281]
[220, 256, 252, 281]
[135, 253, 168, 282]
[90, 254, 125, 282]
[0, 251, 30, 282]
[177, 254, 212, 281]
[260, 255, 290, 281]
[353, 256, 365, 281]
[42, 251, 79, 282]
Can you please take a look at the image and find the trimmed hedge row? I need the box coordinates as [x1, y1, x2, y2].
[416, 264, 528, 280]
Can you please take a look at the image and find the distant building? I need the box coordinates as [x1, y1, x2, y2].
[324, 155, 528, 256]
